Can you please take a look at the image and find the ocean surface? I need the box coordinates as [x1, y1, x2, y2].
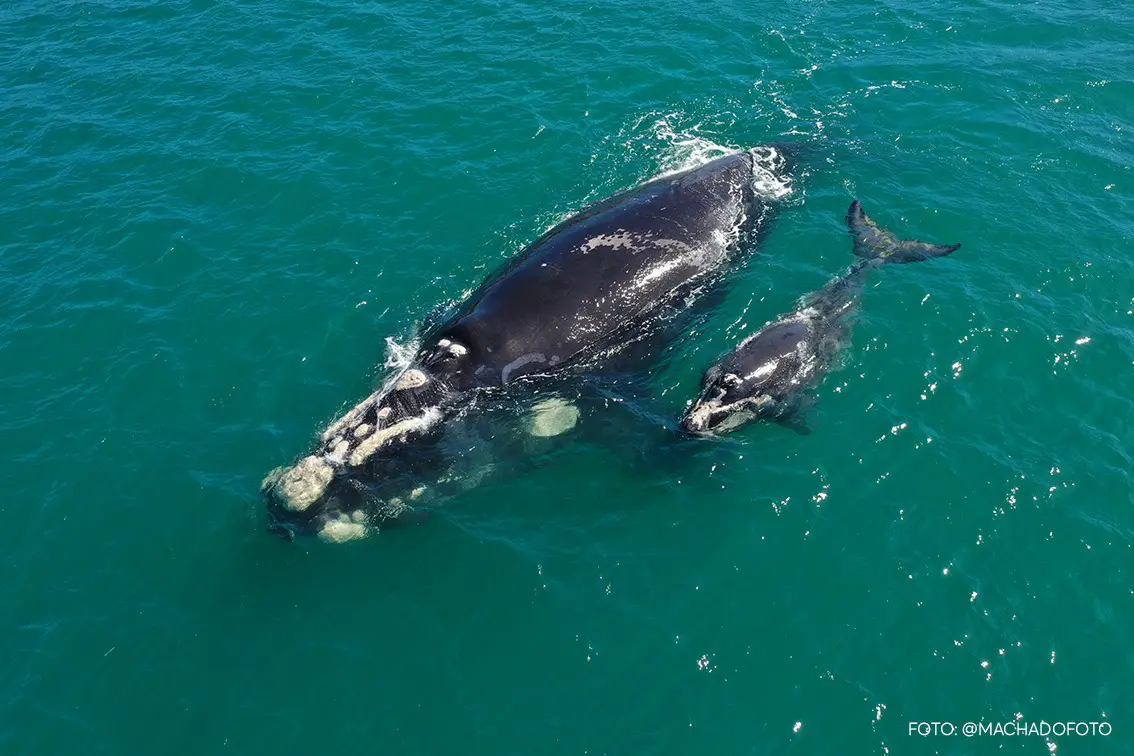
[2, 0, 1132, 753]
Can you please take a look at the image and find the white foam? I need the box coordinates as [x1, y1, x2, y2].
[615, 113, 796, 201]
[640, 114, 740, 178]
[748, 146, 795, 200]
[383, 335, 419, 371]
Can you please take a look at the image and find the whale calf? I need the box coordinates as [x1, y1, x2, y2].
[264, 146, 795, 540]
[681, 200, 959, 435]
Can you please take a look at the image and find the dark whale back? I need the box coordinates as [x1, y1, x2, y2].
[432, 150, 781, 389]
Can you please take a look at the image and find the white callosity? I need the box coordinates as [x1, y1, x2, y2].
[320, 391, 380, 443]
[317, 513, 369, 544]
[263, 455, 335, 512]
[318, 366, 445, 466]
[268, 361, 447, 513]
[685, 393, 774, 434]
[394, 368, 428, 391]
[347, 407, 443, 467]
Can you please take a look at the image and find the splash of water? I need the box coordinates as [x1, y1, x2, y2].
[383, 335, 420, 372]
[643, 114, 742, 177]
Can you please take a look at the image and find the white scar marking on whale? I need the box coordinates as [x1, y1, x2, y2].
[348, 407, 442, 466]
[501, 353, 546, 384]
[581, 233, 703, 289]
[582, 232, 640, 251]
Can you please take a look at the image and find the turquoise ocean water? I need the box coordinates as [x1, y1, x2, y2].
[2, 0, 1132, 753]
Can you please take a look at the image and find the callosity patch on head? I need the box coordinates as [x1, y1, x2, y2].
[317, 512, 369, 544]
[684, 393, 774, 435]
[395, 368, 429, 391]
[528, 397, 581, 437]
[320, 390, 381, 443]
[262, 455, 335, 512]
[436, 338, 467, 357]
[348, 406, 443, 466]
[682, 400, 719, 433]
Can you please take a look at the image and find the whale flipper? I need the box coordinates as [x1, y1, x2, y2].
[847, 201, 960, 263]
[527, 397, 581, 437]
[770, 394, 816, 436]
[774, 412, 813, 436]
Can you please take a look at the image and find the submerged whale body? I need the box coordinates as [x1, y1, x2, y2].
[681, 200, 959, 435]
[263, 146, 796, 541]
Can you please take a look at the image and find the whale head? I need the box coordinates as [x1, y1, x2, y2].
[681, 318, 813, 435]
[681, 367, 777, 434]
[262, 424, 446, 543]
[262, 462, 367, 542]
[261, 338, 474, 541]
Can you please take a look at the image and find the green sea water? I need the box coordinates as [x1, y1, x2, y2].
[2, 0, 1132, 754]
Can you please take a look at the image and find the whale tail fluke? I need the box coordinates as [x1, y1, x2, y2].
[847, 200, 960, 263]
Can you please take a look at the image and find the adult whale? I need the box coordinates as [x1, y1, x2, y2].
[264, 146, 795, 541]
